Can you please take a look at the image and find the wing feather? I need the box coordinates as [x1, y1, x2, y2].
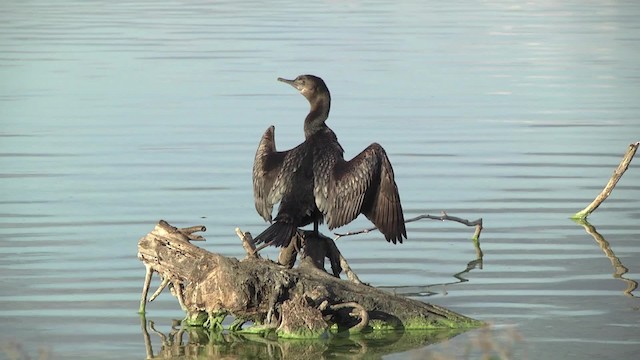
[324, 150, 374, 229]
[252, 126, 287, 222]
[324, 143, 406, 243]
[370, 152, 406, 243]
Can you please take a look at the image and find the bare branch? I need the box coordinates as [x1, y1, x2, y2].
[158, 220, 207, 242]
[180, 225, 207, 237]
[138, 264, 153, 314]
[235, 227, 258, 259]
[573, 141, 639, 220]
[149, 277, 170, 302]
[333, 212, 483, 240]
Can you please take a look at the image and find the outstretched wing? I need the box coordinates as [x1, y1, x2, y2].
[252, 126, 305, 222]
[253, 126, 286, 222]
[324, 143, 406, 243]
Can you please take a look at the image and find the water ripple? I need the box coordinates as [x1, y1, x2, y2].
[1, 0, 639, 359]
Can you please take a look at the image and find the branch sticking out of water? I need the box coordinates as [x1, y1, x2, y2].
[333, 212, 484, 258]
[572, 141, 639, 220]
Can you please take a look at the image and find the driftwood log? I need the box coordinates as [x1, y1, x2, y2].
[137, 221, 483, 338]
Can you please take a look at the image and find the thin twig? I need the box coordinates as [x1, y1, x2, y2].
[573, 141, 639, 220]
[149, 277, 170, 302]
[333, 212, 483, 239]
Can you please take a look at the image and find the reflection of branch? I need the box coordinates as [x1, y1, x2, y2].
[380, 235, 483, 297]
[574, 219, 637, 297]
[380, 256, 483, 297]
[573, 141, 639, 220]
[139, 314, 154, 359]
[0, 341, 49, 360]
[335, 212, 484, 296]
[333, 212, 483, 244]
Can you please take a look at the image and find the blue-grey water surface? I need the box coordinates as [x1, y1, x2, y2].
[1, 1, 639, 359]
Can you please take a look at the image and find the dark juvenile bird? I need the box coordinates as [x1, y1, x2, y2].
[252, 75, 406, 247]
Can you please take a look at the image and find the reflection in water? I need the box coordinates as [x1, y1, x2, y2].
[574, 219, 638, 297]
[139, 315, 463, 360]
[381, 235, 483, 297]
[2, 0, 639, 358]
[0, 341, 52, 360]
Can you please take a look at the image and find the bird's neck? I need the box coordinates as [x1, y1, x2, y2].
[304, 95, 331, 138]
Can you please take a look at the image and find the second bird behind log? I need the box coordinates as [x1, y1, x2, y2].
[252, 75, 407, 247]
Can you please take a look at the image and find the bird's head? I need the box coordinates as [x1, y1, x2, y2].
[278, 75, 330, 103]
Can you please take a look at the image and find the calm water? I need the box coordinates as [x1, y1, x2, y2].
[1, 0, 639, 359]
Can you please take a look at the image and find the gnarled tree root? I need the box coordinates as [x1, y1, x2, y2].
[137, 220, 483, 338]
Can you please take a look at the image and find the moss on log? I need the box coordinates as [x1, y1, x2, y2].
[137, 220, 483, 338]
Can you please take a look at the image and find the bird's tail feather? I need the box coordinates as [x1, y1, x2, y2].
[253, 222, 296, 248]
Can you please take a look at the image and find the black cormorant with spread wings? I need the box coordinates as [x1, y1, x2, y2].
[252, 75, 406, 247]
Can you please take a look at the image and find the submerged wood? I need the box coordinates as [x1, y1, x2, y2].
[137, 221, 483, 337]
[573, 141, 639, 219]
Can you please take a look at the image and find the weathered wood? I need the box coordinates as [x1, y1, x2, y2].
[573, 141, 639, 219]
[137, 220, 483, 337]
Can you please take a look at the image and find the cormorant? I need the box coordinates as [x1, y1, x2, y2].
[252, 75, 406, 247]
